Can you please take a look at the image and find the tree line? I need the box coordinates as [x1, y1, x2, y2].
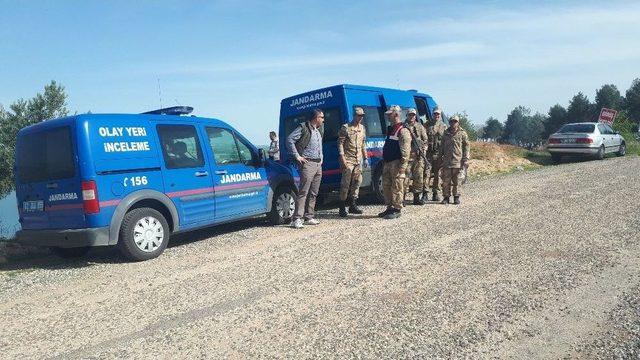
[0, 81, 69, 196]
[2, 79, 640, 196]
[470, 79, 640, 144]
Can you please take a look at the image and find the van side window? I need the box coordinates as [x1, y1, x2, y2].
[157, 125, 205, 169]
[236, 136, 254, 164]
[205, 127, 254, 165]
[353, 105, 385, 137]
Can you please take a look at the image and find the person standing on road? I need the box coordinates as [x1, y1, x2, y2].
[425, 106, 447, 201]
[337, 107, 369, 217]
[379, 105, 412, 219]
[286, 109, 325, 229]
[268, 131, 280, 161]
[438, 115, 470, 205]
[404, 108, 429, 205]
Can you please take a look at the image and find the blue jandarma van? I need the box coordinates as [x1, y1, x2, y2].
[279, 84, 439, 201]
[15, 107, 297, 261]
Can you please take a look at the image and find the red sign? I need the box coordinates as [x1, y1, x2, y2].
[598, 108, 618, 125]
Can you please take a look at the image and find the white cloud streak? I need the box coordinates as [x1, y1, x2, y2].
[156, 41, 487, 75]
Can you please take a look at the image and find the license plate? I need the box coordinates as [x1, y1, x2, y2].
[23, 200, 44, 212]
[561, 139, 574, 143]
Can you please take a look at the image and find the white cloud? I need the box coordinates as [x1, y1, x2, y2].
[379, 2, 640, 39]
[155, 41, 487, 75]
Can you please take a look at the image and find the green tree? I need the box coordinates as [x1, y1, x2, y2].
[482, 117, 504, 139]
[501, 106, 529, 144]
[566, 92, 594, 122]
[501, 106, 545, 145]
[595, 84, 623, 113]
[624, 78, 640, 123]
[0, 81, 68, 196]
[544, 104, 568, 137]
[526, 113, 546, 143]
[451, 111, 478, 141]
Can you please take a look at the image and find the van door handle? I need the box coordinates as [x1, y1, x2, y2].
[46, 182, 58, 189]
[214, 170, 228, 175]
[194, 171, 209, 177]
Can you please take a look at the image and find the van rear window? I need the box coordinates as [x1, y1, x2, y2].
[283, 107, 342, 143]
[17, 127, 76, 183]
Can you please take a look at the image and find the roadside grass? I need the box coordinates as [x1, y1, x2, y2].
[621, 131, 640, 156]
[511, 148, 553, 166]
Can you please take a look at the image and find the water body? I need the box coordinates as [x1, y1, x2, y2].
[0, 191, 19, 239]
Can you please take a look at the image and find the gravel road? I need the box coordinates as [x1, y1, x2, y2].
[1, 156, 639, 359]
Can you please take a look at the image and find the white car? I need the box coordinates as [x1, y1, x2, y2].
[547, 122, 626, 163]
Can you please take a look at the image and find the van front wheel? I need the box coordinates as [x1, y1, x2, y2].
[118, 207, 169, 261]
[269, 186, 295, 225]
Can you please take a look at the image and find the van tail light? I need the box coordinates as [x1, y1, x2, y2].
[548, 138, 560, 144]
[576, 138, 593, 144]
[81, 180, 100, 214]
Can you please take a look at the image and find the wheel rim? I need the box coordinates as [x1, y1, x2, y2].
[621, 144, 626, 155]
[276, 192, 295, 219]
[133, 216, 164, 252]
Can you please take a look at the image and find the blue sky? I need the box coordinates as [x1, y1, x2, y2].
[1, 0, 639, 143]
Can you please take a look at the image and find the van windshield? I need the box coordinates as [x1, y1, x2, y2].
[17, 126, 76, 183]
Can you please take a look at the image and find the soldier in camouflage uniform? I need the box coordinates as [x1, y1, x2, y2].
[379, 105, 412, 219]
[404, 108, 429, 205]
[337, 107, 369, 217]
[438, 115, 470, 205]
[425, 106, 447, 201]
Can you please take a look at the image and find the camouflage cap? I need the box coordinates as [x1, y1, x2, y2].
[433, 106, 442, 114]
[407, 108, 417, 115]
[385, 105, 401, 114]
[354, 107, 365, 115]
[449, 115, 460, 122]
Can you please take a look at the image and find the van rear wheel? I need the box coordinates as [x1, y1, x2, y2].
[118, 207, 169, 261]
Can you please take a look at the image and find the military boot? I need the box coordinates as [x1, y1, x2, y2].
[453, 196, 460, 205]
[339, 201, 348, 217]
[413, 193, 425, 205]
[378, 207, 392, 218]
[440, 196, 450, 205]
[432, 191, 441, 202]
[384, 208, 401, 219]
[348, 198, 363, 214]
